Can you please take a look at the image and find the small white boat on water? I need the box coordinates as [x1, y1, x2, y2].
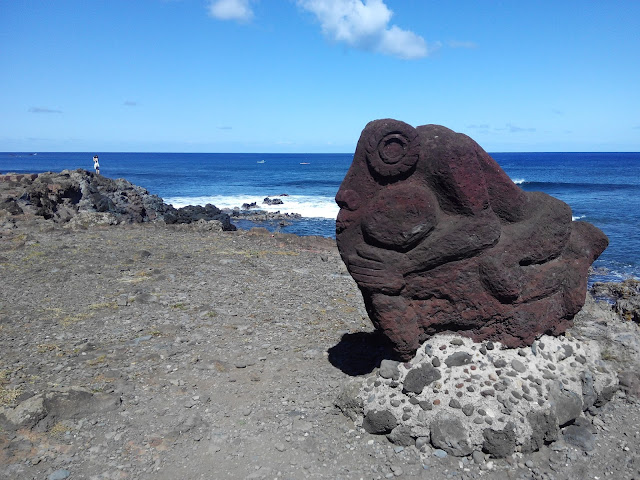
[299, 162, 310, 165]
[257, 160, 265, 164]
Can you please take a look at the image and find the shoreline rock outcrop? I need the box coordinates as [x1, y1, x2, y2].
[0, 169, 236, 230]
[591, 279, 640, 323]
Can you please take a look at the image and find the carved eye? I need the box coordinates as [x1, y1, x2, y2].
[365, 120, 420, 178]
[379, 134, 409, 164]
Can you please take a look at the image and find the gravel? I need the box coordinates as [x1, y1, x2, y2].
[1, 217, 640, 479]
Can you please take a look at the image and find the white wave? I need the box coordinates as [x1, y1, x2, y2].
[165, 194, 340, 219]
[512, 178, 526, 185]
[572, 214, 586, 221]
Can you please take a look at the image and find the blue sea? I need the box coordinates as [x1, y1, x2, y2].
[1, 151, 639, 283]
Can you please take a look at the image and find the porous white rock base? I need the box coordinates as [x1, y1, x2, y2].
[338, 333, 618, 458]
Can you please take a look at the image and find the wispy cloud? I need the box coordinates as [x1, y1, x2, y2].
[298, 0, 429, 59]
[447, 40, 477, 49]
[467, 124, 490, 130]
[218, 126, 233, 130]
[29, 107, 62, 114]
[208, 0, 254, 22]
[123, 101, 138, 106]
[506, 123, 536, 133]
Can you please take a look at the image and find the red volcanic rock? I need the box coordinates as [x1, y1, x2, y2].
[336, 119, 608, 360]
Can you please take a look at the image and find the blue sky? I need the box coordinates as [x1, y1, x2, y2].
[1, 0, 639, 153]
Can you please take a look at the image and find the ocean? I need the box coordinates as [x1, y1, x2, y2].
[1, 151, 638, 283]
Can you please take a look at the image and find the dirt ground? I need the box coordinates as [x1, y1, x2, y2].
[1, 217, 639, 480]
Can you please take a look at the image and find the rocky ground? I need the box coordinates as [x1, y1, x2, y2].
[1, 214, 640, 479]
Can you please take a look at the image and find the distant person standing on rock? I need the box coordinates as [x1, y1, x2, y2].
[93, 155, 100, 175]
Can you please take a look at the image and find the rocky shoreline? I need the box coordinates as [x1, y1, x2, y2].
[0, 170, 237, 231]
[1, 173, 640, 480]
[0, 169, 309, 236]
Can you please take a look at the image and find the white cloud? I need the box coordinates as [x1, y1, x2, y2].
[298, 0, 428, 59]
[208, 0, 254, 22]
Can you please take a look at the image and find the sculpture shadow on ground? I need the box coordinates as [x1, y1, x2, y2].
[327, 330, 399, 376]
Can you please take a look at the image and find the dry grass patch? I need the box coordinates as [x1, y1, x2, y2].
[121, 270, 151, 284]
[36, 343, 60, 354]
[60, 312, 91, 327]
[89, 301, 118, 311]
[87, 354, 107, 366]
[0, 369, 23, 406]
[48, 421, 71, 438]
[0, 385, 23, 406]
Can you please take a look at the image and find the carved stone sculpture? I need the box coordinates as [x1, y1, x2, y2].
[336, 119, 608, 360]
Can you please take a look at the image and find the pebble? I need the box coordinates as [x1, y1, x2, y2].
[415, 437, 429, 449]
[379, 359, 401, 380]
[511, 359, 526, 373]
[472, 450, 485, 464]
[493, 359, 507, 368]
[445, 352, 472, 367]
[48, 470, 71, 480]
[433, 449, 448, 458]
[390, 465, 404, 476]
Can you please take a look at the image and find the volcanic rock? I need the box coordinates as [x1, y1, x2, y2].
[362, 409, 397, 434]
[430, 414, 473, 457]
[0, 387, 120, 432]
[335, 119, 609, 360]
[482, 422, 517, 458]
[0, 169, 236, 230]
[591, 279, 640, 323]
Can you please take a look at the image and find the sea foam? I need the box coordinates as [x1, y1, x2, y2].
[165, 194, 339, 219]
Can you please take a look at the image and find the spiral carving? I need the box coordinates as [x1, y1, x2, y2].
[365, 120, 420, 178]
